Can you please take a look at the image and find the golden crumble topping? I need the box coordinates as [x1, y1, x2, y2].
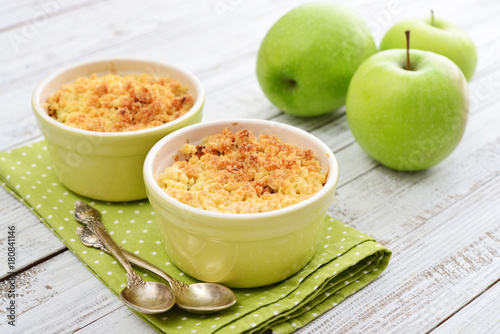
[157, 128, 327, 213]
[44, 73, 194, 132]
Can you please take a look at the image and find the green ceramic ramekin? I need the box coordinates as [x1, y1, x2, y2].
[144, 119, 339, 288]
[32, 58, 204, 201]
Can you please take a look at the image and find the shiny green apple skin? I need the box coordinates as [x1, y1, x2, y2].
[256, 2, 377, 117]
[346, 49, 469, 171]
[380, 17, 477, 81]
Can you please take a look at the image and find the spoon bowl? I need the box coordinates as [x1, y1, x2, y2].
[74, 201, 101, 223]
[176, 283, 237, 314]
[121, 282, 176, 314]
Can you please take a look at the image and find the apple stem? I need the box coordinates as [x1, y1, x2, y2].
[431, 10, 435, 26]
[405, 30, 411, 70]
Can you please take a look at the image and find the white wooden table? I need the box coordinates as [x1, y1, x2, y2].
[1, 0, 499, 333]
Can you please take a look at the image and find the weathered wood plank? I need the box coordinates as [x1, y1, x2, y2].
[0, 187, 66, 280]
[430, 281, 500, 334]
[0, 0, 96, 33]
[74, 304, 155, 334]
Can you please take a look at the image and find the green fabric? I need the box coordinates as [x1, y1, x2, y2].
[0, 140, 391, 334]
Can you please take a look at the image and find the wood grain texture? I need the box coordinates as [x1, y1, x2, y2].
[0, 252, 125, 333]
[1, 0, 499, 333]
[430, 281, 500, 334]
[0, 188, 65, 280]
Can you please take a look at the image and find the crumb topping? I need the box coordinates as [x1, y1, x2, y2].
[157, 128, 326, 213]
[44, 73, 194, 132]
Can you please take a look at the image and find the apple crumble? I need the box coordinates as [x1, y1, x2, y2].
[157, 128, 327, 213]
[44, 73, 194, 132]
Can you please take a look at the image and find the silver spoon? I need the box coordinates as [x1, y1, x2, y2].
[74, 200, 175, 314]
[74, 201, 237, 314]
[76, 225, 237, 314]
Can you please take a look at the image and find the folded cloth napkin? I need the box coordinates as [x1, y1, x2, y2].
[0, 141, 391, 334]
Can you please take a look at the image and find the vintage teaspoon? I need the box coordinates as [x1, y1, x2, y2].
[76, 225, 237, 313]
[74, 200, 175, 314]
[74, 203, 237, 314]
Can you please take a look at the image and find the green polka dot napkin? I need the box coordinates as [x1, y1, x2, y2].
[0, 140, 391, 334]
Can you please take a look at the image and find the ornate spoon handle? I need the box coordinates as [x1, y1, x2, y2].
[74, 200, 145, 289]
[90, 221, 145, 288]
[77, 226, 188, 296]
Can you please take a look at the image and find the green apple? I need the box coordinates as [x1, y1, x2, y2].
[380, 14, 477, 81]
[346, 48, 469, 171]
[256, 2, 377, 117]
